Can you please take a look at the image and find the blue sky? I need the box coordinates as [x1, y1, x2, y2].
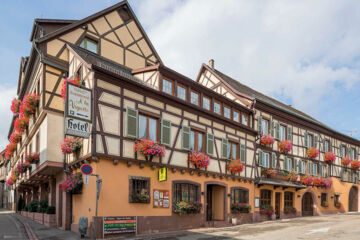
[0, 0, 360, 149]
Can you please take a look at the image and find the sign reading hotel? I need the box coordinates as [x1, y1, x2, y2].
[65, 117, 90, 138]
[103, 216, 136, 235]
[66, 83, 92, 123]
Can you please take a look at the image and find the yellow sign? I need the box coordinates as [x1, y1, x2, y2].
[158, 168, 167, 182]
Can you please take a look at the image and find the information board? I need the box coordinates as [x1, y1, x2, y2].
[103, 216, 136, 235]
[66, 83, 92, 122]
[153, 189, 170, 208]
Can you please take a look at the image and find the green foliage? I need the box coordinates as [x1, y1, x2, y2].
[39, 199, 49, 213]
[46, 206, 56, 214]
[28, 200, 39, 212]
[17, 196, 25, 211]
[174, 201, 202, 214]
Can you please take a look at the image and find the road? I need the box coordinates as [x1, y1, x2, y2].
[133, 213, 360, 240]
[0, 210, 28, 239]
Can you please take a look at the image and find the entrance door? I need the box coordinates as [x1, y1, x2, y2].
[302, 192, 313, 216]
[349, 186, 358, 212]
[206, 185, 225, 221]
[275, 192, 281, 219]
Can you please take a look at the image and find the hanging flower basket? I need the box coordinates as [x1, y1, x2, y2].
[19, 94, 40, 117]
[341, 157, 351, 166]
[313, 177, 326, 187]
[306, 147, 319, 159]
[231, 203, 251, 213]
[227, 159, 244, 175]
[350, 160, 360, 170]
[10, 98, 21, 115]
[300, 175, 314, 186]
[262, 168, 277, 178]
[260, 205, 274, 216]
[25, 153, 40, 164]
[324, 152, 336, 164]
[134, 139, 166, 161]
[188, 150, 210, 169]
[16, 162, 28, 174]
[10, 132, 22, 144]
[324, 178, 333, 189]
[287, 171, 299, 183]
[59, 173, 83, 194]
[284, 206, 296, 214]
[61, 76, 83, 99]
[5, 142, 17, 159]
[14, 116, 29, 133]
[6, 177, 14, 186]
[174, 201, 202, 214]
[278, 140, 293, 154]
[61, 137, 82, 154]
[260, 134, 275, 147]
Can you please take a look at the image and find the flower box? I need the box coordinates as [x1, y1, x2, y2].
[134, 139, 165, 161]
[26, 153, 40, 164]
[321, 201, 328, 207]
[231, 203, 251, 214]
[14, 116, 29, 133]
[300, 175, 314, 186]
[350, 160, 360, 170]
[174, 201, 202, 215]
[260, 205, 274, 217]
[60, 173, 83, 194]
[306, 147, 319, 159]
[341, 157, 351, 166]
[287, 171, 299, 183]
[261, 168, 277, 178]
[227, 159, 244, 175]
[61, 137, 83, 155]
[324, 152, 336, 164]
[335, 202, 341, 209]
[11, 98, 21, 115]
[278, 140, 293, 154]
[284, 206, 296, 214]
[61, 76, 83, 99]
[260, 134, 275, 147]
[19, 94, 40, 117]
[188, 151, 209, 170]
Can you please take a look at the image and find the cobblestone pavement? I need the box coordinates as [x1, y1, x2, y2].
[128, 213, 360, 240]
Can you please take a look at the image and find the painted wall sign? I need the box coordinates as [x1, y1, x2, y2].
[153, 189, 169, 208]
[158, 167, 167, 182]
[66, 83, 92, 122]
[103, 216, 136, 235]
[65, 117, 90, 138]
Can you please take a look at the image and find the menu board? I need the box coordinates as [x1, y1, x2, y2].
[103, 216, 136, 235]
[153, 189, 170, 208]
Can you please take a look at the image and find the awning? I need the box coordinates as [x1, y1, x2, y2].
[255, 177, 307, 190]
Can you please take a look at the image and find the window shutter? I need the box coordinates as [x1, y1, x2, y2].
[314, 135, 318, 148]
[347, 147, 351, 157]
[329, 141, 332, 152]
[270, 121, 275, 137]
[275, 122, 280, 140]
[313, 164, 317, 176]
[221, 138, 229, 159]
[206, 133, 214, 156]
[319, 165, 323, 177]
[271, 152, 276, 169]
[181, 125, 191, 150]
[304, 132, 308, 147]
[322, 139, 326, 152]
[161, 119, 172, 146]
[341, 169, 345, 181]
[287, 126, 292, 140]
[293, 158, 298, 172]
[126, 107, 138, 138]
[284, 158, 288, 171]
[257, 116, 262, 133]
[240, 144, 246, 163]
[327, 165, 331, 177]
[258, 150, 263, 167]
[307, 162, 311, 175]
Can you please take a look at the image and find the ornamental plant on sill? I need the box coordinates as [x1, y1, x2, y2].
[19, 93, 40, 118]
[284, 206, 296, 214]
[287, 170, 299, 183]
[260, 205, 274, 216]
[5, 142, 17, 158]
[335, 202, 341, 209]
[300, 175, 314, 186]
[227, 159, 244, 175]
[188, 150, 210, 170]
[10, 132, 21, 144]
[262, 168, 277, 178]
[350, 160, 360, 170]
[324, 152, 336, 164]
[231, 203, 251, 213]
[278, 140, 293, 154]
[321, 201, 328, 207]
[61, 137, 83, 155]
[341, 157, 351, 166]
[323, 178, 333, 189]
[11, 98, 21, 115]
[14, 116, 29, 133]
[17, 161, 31, 174]
[134, 139, 166, 162]
[306, 147, 319, 159]
[134, 189, 150, 203]
[61, 75, 83, 99]
[59, 172, 83, 194]
[313, 177, 325, 187]
[260, 134, 275, 147]
[174, 201, 202, 215]
[25, 153, 40, 164]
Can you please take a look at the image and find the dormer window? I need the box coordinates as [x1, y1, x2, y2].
[80, 37, 98, 54]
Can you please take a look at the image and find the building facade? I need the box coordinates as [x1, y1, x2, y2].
[4, 1, 360, 238]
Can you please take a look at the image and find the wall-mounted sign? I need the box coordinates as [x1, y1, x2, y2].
[153, 189, 169, 208]
[66, 83, 92, 122]
[80, 164, 93, 175]
[103, 216, 136, 235]
[65, 117, 90, 138]
[255, 197, 260, 208]
[158, 167, 167, 182]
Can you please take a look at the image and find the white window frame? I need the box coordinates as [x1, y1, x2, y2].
[279, 125, 286, 141]
[162, 79, 173, 95]
[261, 119, 269, 135]
[263, 152, 270, 168]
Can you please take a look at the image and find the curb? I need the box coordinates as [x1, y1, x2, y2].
[14, 214, 39, 240]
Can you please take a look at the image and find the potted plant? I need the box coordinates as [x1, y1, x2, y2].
[25, 153, 40, 164]
[14, 116, 29, 133]
[227, 159, 244, 175]
[174, 201, 202, 215]
[321, 201, 328, 207]
[135, 189, 150, 203]
[61, 137, 83, 157]
[134, 138, 166, 162]
[19, 93, 40, 117]
[300, 175, 314, 186]
[59, 173, 83, 194]
[306, 147, 319, 159]
[260, 205, 274, 219]
[262, 168, 277, 178]
[284, 206, 296, 214]
[10, 132, 21, 144]
[260, 134, 275, 147]
[231, 203, 251, 213]
[188, 150, 210, 170]
[335, 202, 341, 209]
[324, 178, 333, 189]
[341, 157, 351, 166]
[10, 98, 21, 115]
[278, 140, 293, 154]
[324, 152, 336, 164]
[350, 160, 360, 170]
[287, 171, 299, 183]
[61, 75, 83, 99]
[5, 142, 17, 158]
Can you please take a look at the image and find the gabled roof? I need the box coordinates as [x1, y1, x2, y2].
[30, 19, 76, 41]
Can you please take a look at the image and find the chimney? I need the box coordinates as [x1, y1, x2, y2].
[209, 59, 214, 69]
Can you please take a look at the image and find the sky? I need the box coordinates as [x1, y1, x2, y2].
[0, 0, 360, 149]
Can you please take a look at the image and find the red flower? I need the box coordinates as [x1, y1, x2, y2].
[341, 157, 351, 166]
[19, 93, 39, 117]
[14, 116, 29, 133]
[61, 76, 82, 99]
[278, 140, 293, 154]
[9, 132, 22, 144]
[306, 147, 319, 159]
[134, 139, 166, 158]
[10, 98, 21, 114]
[350, 160, 360, 170]
[188, 151, 210, 169]
[260, 134, 275, 146]
[227, 159, 244, 175]
[324, 152, 336, 164]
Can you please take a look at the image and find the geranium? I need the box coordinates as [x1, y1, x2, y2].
[231, 203, 251, 213]
[174, 201, 202, 214]
[188, 150, 210, 169]
[324, 152, 336, 164]
[324, 178, 333, 189]
[350, 160, 360, 170]
[278, 140, 293, 154]
[61, 137, 83, 154]
[260, 134, 275, 146]
[19, 94, 39, 117]
[288, 170, 299, 183]
[335, 202, 341, 209]
[260, 205, 274, 216]
[5, 143, 17, 158]
[14, 116, 29, 133]
[262, 168, 277, 177]
[227, 159, 244, 175]
[61, 75, 82, 99]
[25, 153, 40, 164]
[10, 132, 22, 144]
[313, 177, 326, 187]
[134, 139, 166, 160]
[306, 147, 319, 159]
[284, 206, 296, 214]
[6, 177, 14, 186]
[341, 157, 351, 166]
[300, 175, 314, 186]
[10, 98, 21, 114]
[59, 173, 83, 193]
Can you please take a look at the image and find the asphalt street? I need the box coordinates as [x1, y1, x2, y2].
[0, 210, 27, 239]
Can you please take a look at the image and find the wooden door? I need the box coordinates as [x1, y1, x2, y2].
[349, 186, 358, 212]
[275, 192, 281, 219]
[206, 185, 213, 221]
[302, 192, 313, 216]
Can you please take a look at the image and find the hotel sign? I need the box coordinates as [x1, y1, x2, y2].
[66, 83, 92, 123]
[65, 117, 90, 138]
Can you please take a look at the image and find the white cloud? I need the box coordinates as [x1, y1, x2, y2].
[0, 86, 17, 150]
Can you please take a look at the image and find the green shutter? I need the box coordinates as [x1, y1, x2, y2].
[319, 165, 323, 177]
[275, 122, 280, 140]
[221, 138, 229, 159]
[307, 162, 311, 175]
[161, 119, 172, 146]
[257, 116, 262, 133]
[298, 160, 302, 174]
[240, 144, 246, 163]
[271, 152, 276, 169]
[181, 125, 191, 150]
[293, 158, 298, 172]
[329, 141, 332, 152]
[287, 126, 292, 140]
[327, 165, 330, 177]
[304, 132, 308, 147]
[206, 133, 214, 156]
[258, 150, 263, 167]
[341, 169, 345, 181]
[314, 135, 318, 148]
[284, 158, 288, 171]
[322, 139, 326, 152]
[126, 107, 138, 138]
[270, 121, 274, 137]
[347, 147, 351, 157]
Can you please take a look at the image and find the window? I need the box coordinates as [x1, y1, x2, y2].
[312, 163, 318, 176]
[261, 119, 269, 135]
[340, 145, 345, 158]
[190, 91, 199, 105]
[285, 158, 292, 172]
[190, 130, 205, 152]
[284, 192, 294, 207]
[242, 113, 249, 126]
[36, 133, 40, 153]
[224, 106, 231, 119]
[129, 176, 150, 203]
[307, 134, 314, 147]
[320, 165, 326, 178]
[203, 96, 210, 110]
[263, 152, 270, 168]
[324, 140, 329, 152]
[350, 148, 355, 160]
[260, 189, 271, 206]
[139, 115, 157, 141]
[162, 79, 173, 95]
[231, 188, 249, 204]
[174, 183, 199, 202]
[177, 85, 186, 101]
[233, 110, 239, 122]
[321, 193, 327, 206]
[227, 142, 239, 160]
[334, 194, 340, 206]
[214, 101, 221, 115]
[80, 37, 98, 54]
[279, 125, 286, 141]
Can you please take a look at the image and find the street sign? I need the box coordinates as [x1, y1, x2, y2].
[66, 83, 92, 123]
[84, 175, 89, 185]
[80, 164, 93, 175]
[158, 167, 167, 182]
[65, 117, 90, 138]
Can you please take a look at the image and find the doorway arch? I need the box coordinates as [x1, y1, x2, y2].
[302, 192, 314, 216]
[349, 186, 358, 212]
